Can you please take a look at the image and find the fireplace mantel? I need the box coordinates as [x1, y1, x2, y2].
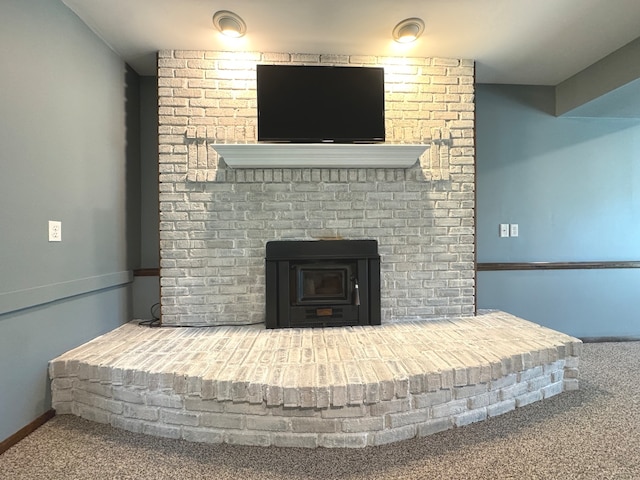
[212, 143, 429, 168]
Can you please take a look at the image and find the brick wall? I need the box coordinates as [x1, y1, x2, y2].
[158, 50, 475, 326]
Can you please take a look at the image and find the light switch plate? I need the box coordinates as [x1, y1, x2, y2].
[499, 224, 510, 237]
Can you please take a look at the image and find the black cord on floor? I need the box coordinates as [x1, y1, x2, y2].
[137, 302, 265, 328]
[138, 302, 161, 327]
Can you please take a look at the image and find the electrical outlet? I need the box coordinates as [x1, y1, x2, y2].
[510, 224, 519, 237]
[499, 223, 510, 238]
[48, 221, 62, 242]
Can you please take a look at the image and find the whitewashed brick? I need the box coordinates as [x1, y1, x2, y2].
[75, 403, 110, 424]
[291, 417, 338, 433]
[369, 398, 411, 416]
[321, 404, 368, 419]
[123, 404, 159, 421]
[490, 373, 517, 391]
[161, 409, 199, 426]
[542, 381, 564, 399]
[387, 408, 430, 428]
[319, 433, 368, 448]
[158, 50, 476, 326]
[453, 383, 489, 399]
[432, 398, 468, 419]
[341, 416, 385, 433]
[52, 402, 73, 414]
[79, 381, 113, 398]
[50, 313, 581, 448]
[487, 399, 516, 417]
[417, 417, 452, 436]
[564, 367, 579, 379]
[246, 416, 289, 432]
[110, 416, 144, 433]
[564, 379, 580, 391]
[53, 389, 73, 403]
[515, 390, 543, 408]
[372, 425, 416, 446]
[272, 433, 318, 448]
[565, 356, 580, 368]
[413, 389, 452, 408]
[182, 427, 224, 444]
[468, 391, 499, 410]
[225, 431, 271, 446]
[113, 388, 145, 404]
[200, 412, 244, 429]
[454, 407, 487, 426]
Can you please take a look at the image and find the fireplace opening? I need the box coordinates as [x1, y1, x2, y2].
[294, 263, 354, 305]
[265, 240, 381, 329]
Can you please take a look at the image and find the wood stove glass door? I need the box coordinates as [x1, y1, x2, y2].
[291, 262, 356, 306]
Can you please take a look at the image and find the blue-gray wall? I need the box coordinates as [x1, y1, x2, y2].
[476, 84, 640, 338]
[0, 0, 138, 441]
[139, 77, 159, 270]
[132, 76, 160, 320]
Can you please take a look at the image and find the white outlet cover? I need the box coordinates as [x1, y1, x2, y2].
[510, 224, 519, 237]
[49, 220, 62, 242]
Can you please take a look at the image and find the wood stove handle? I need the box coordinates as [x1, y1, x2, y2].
[352, 276, 360, 306]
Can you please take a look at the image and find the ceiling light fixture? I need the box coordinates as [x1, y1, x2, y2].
[213, 10, 246, 38]
[392, 18, 425, 43]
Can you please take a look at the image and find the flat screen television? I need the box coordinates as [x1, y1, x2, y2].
[256, 64, 385, 143]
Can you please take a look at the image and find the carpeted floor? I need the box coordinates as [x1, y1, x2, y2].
[1, 342, 639, 480]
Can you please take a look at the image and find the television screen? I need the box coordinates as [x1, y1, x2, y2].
[256, 64, 385, 143]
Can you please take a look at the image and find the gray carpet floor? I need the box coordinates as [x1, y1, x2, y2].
[1, 341, 639, 480]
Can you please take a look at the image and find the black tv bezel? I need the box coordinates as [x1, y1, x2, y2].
[256, 64, 386, 144]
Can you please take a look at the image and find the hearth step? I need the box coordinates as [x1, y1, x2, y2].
[49, 311, 581, 448]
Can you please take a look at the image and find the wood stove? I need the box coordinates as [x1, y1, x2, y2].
[265, 240, 381, 329]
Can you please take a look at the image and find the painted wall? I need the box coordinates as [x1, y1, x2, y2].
[0, 0, 137, 441]
[132, 76, 160, 320]
[476, 84, 640, 338]
[139, 77, 160, 270]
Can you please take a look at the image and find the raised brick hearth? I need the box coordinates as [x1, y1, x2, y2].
[50, 311, 581, 448]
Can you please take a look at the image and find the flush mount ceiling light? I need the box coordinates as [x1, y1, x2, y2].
[392, 17, 425, 43]
[213, 10, 246, 38]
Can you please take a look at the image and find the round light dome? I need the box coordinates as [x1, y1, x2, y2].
[392, 18, 425, 43]
[213, 10, 246, 38]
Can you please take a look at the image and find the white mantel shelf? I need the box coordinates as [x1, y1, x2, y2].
[212, 143, 429, 169]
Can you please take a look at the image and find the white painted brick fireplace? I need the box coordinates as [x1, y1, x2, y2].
[158, 50, 475, 326]
[50, 51, 584, 449]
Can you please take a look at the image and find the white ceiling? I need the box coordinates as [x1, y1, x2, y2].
[62, 0, 640, 85]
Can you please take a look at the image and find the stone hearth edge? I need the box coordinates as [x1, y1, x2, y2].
[49, 311, 581, 448]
